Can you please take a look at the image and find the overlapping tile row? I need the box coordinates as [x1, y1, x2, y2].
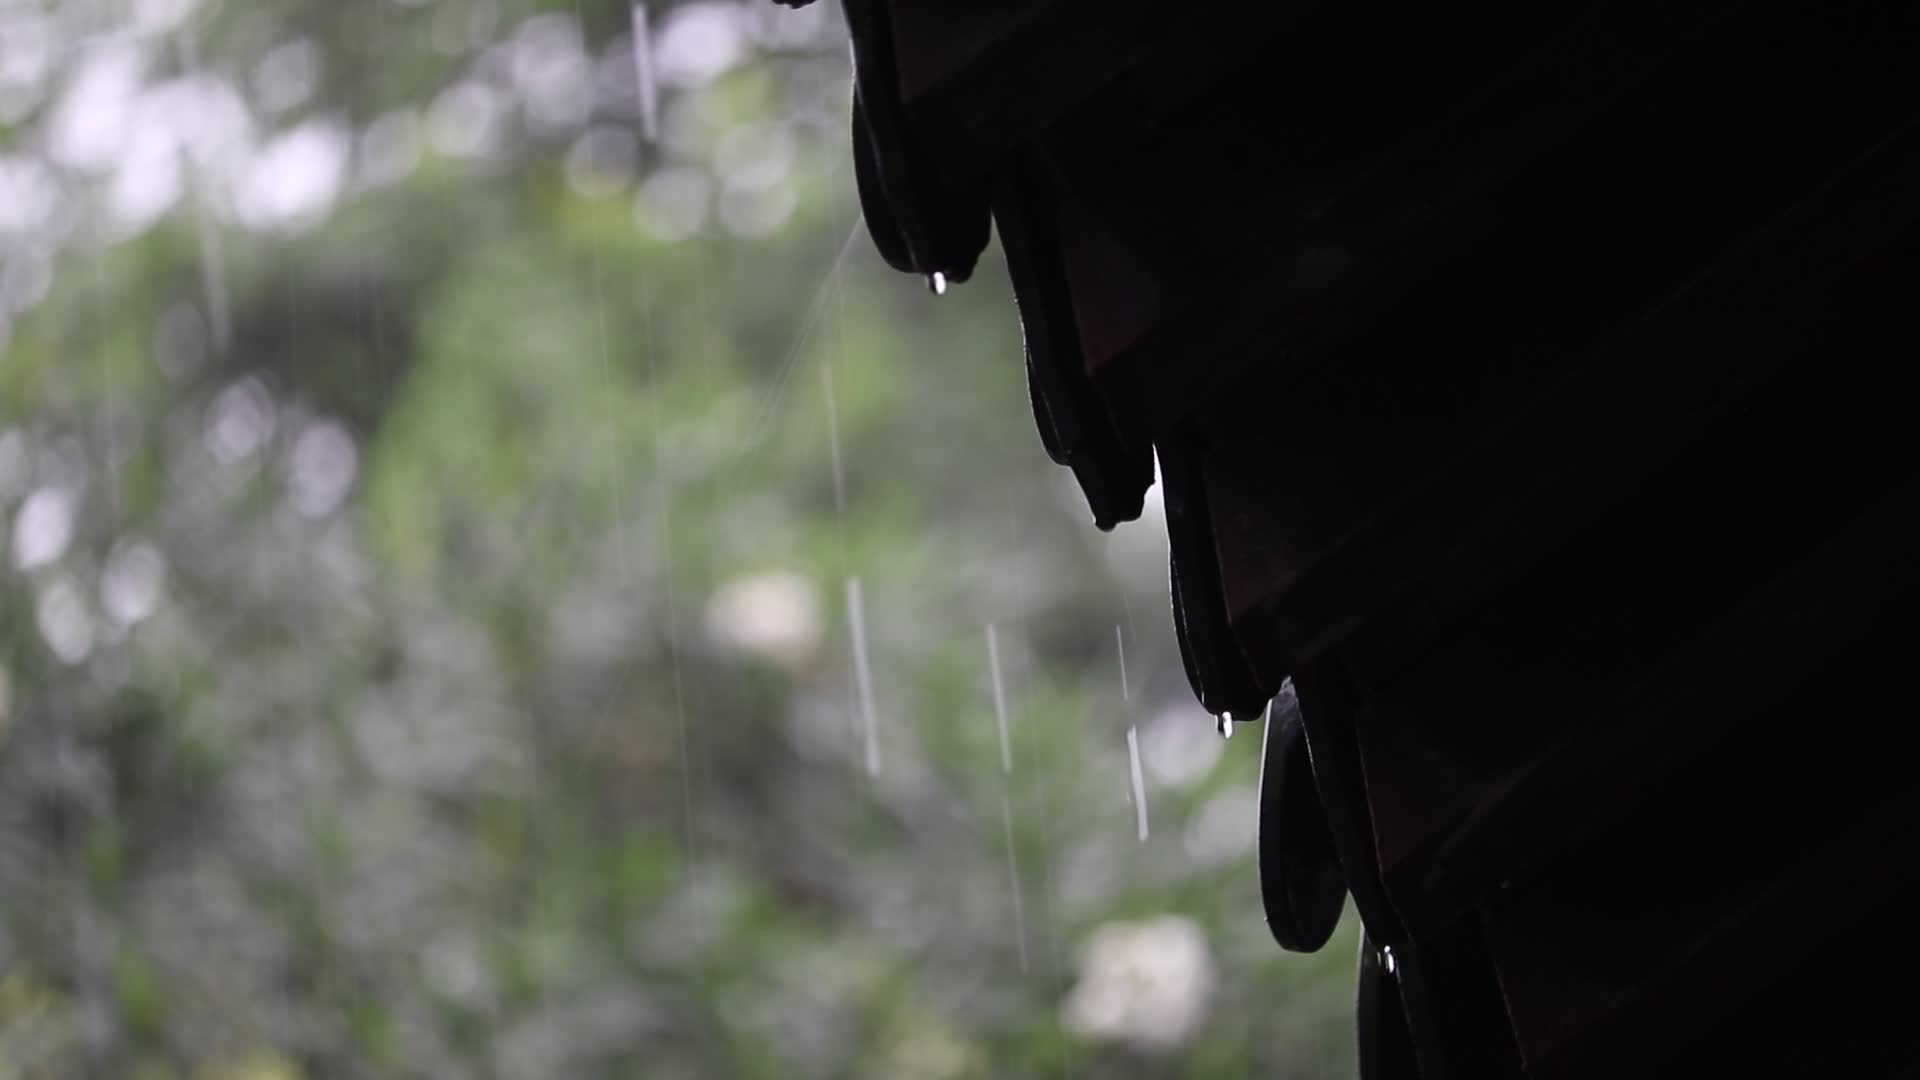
[783, 1, 1920, 1074]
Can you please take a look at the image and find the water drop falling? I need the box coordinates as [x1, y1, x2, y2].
[822, 359, 846, 514]
[1217, 713, 1235, 740]
[1126, 725, 1150, 842]
[1382, 947, 1398, 976]
[1001, 792, 1031, 972]
[986, 623, 1012, 775]
[630, 3, 659, 143]
[846, 576, 881, 776]
[928, 271, 947, 295]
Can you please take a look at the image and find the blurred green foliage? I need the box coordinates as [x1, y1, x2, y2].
[0, 0, 1356, 1076]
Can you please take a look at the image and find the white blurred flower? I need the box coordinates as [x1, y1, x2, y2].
[655, 2, 748, 89]
[746, 1, 833, 49]
[286, 419, 357, 518]
[633, 166, 710, 241]
[36, 578, 95, 664]
[46, 41, 149, 172]
[1140, 703, 1223, 788]
[134, 0, 202, 34]
[1061, 914, 1216, 1050]
[0, 156, 58, 233]
[11, 486, 74, 570]
[231, 118, 350, 231]
[564, 125, 639, 199]
[159, 74, 256, 174]
[205, 378, 274, 463]
[717, 173, 794, 238]
[713, 123, 793, 191]
[100, 541, 166, 626]
[428, 82, 508, 159]
[510, 14, 592, 132]
[359, 109, 423, 188]
[704, 570, 821, 670]
[107, 113, 184, 233]
[252, 39, 321, 115]
[0, 14, 54, 100]
[1183, 784, 1259, 864]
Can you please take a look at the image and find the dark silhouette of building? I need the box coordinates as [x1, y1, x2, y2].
[785, 2, 1920, 1075]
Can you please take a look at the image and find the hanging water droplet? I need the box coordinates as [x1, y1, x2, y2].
[928, 271, 947, 295]
[1217, 713, 1235, 740]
